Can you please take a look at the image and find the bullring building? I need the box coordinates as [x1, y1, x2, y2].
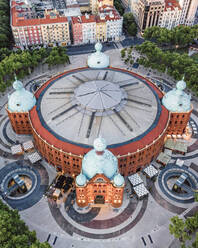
[6, 44, 192, 207]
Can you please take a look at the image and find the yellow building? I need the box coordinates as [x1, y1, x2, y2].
[96, 14, 107, 42]
[40, 11, 70, 46]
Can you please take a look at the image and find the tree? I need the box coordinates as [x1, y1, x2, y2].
[143, 25, 198, 48]
[121, 49, 126, 58]
[123, 13, 138, 37]
[0, 200, 51, 248]
[0, 0, 13, 49]
[194, 193, 198, 202]
[169, 216, 191, 247]
[128, 23, 138, 37]
[130, 59, 134, 65]
[192, 232, 198, 248]
[114, 0, 124, 15]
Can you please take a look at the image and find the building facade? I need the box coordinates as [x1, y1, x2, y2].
[71, 16, 83, 45]
[162, 78, 193, 135]
[11, 0, 122, 47]
[6, 78, 36, 134]
[138, 0, 165, 33]
[179, 0, 198, 26]
[96, 14, 107, 42]
[71, 8, 122, 44]
[81, 14, 97, 44]
[159, 0, 181, 29]
[11, 2, 70, 48]
[75, 138, 124, 208]
[7, 68, 192, 179]
[106, 10, 123, 41]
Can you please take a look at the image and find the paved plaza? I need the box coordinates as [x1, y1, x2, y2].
[0, 48, 198, 248]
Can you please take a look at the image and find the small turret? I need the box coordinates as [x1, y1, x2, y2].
[8, 77, 36, 112]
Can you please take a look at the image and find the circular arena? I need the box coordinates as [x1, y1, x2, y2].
[29, 67, 170, 176]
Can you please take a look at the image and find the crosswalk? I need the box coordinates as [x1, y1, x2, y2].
[113, 42, 123, 49]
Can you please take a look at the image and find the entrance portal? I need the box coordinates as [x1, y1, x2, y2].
[94, 195, 105, 204]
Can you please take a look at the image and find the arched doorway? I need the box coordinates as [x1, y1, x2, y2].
[94, 195, 105, 204]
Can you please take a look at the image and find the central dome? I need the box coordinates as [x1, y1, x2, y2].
[74, 80, 123, 114]
[39, 68, 159, 147]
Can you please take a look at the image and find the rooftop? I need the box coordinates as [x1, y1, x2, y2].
[71, 8, 121, 24]
[164, 0, 181, 11]
[35, 68, 160, 148]
[11, 1, 68, 27]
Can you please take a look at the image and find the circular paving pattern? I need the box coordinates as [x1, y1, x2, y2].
[0, 160, 49, 210]
[48, 189, 148, 239]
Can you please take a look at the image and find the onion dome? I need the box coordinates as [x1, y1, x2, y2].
[87, 42, 110, 69]
[76, 174, 87, 186]
[162, 77, 191, 112]
[81, 138, 118, 180]
[113, 174, 124, 187]
[8, 77, 36, 112]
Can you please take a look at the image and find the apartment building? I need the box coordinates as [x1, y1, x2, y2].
[159, 0, 181, 29]
[138, 0, 165, 33]
[185, 0, 198, 25]
[11, 0, 122, 47]
[81, 14, 97, 43]
[11, 2, 70, 47]
[106, 10, 123, 41]
[72, 7, 122, 44]
[96, 14, 107, 42]
[71, 16, 83, 45]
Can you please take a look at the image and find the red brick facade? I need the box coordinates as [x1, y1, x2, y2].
[166, 108, 193, 135]
[6, 106, 32, 134]
[6, 68, 192, 178]
[76, 174, 124, 208]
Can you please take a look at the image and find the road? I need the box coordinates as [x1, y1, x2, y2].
[66, 37, 144, 55]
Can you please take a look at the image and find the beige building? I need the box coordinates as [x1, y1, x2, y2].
[96, 14, 107, 42]
[41, 11, 70, 46]
[138, 0, 165, 33]
[184, 0, 198, 25]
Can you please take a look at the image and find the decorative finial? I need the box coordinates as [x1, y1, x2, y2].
[93, 137, 107, 151]
[176, 77, 186, 91]
[13, 76, 23, 91]
[95, 42, 102, 53]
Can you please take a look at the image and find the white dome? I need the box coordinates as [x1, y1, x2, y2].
[76, 174, 87, 186]
[113, 174, 124, 187]
[87, 42, 109, 69]
[8, 78, 36, 112]
[162, 78, 191, 112]
[81, 138, 118, 180]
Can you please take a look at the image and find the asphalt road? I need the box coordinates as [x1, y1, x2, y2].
[66, 37, 144, 55]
